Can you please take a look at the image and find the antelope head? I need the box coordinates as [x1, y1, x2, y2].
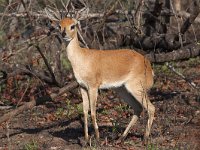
[59, 18, 78, 42]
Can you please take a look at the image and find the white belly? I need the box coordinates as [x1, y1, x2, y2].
[100, 80, 125, 89]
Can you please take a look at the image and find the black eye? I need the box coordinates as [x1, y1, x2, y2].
[70, 25, 75, 30]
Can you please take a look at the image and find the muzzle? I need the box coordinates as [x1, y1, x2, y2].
[61, 28, 72, 42]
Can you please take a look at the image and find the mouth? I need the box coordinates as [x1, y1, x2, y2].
[63, 37, 72, 41]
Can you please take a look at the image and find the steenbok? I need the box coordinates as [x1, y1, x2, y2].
[58, 18, 155, 143]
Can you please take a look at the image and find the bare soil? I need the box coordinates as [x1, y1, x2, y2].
[0, 58, 200, 150]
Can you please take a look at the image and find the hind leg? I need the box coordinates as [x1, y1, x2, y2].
[115, 87, 143, 116]
[122, 82, 155, 140]
[114, 87, 142, 140]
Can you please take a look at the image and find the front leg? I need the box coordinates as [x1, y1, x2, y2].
[88, 87, 100, 140]
[80, 87, 89, 141]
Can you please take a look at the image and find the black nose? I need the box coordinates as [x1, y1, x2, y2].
[62, 28, 66, 37]
[62, 31, 66, 37]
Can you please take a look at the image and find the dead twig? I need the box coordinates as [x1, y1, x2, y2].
[16, 80, 30, 107]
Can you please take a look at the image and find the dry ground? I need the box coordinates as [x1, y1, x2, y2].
[0, 58, 200, 150]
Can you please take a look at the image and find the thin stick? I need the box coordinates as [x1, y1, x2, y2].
[166, 62, 197, 89]
[35, 45, 59, 86]
[16, 80, 30, 107]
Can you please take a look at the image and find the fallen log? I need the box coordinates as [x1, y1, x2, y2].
[146, 44, 200, 63]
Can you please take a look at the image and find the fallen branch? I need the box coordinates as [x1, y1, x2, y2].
[0, 81, 79, 124]
[50, 81, 79, 99]
[0, 96, 36, 124]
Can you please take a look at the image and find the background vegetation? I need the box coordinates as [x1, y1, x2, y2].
[0, 0, 199, 149]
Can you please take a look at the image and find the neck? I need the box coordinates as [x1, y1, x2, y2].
[66, 32, 80, 51]
[66, 32, 85, 66]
